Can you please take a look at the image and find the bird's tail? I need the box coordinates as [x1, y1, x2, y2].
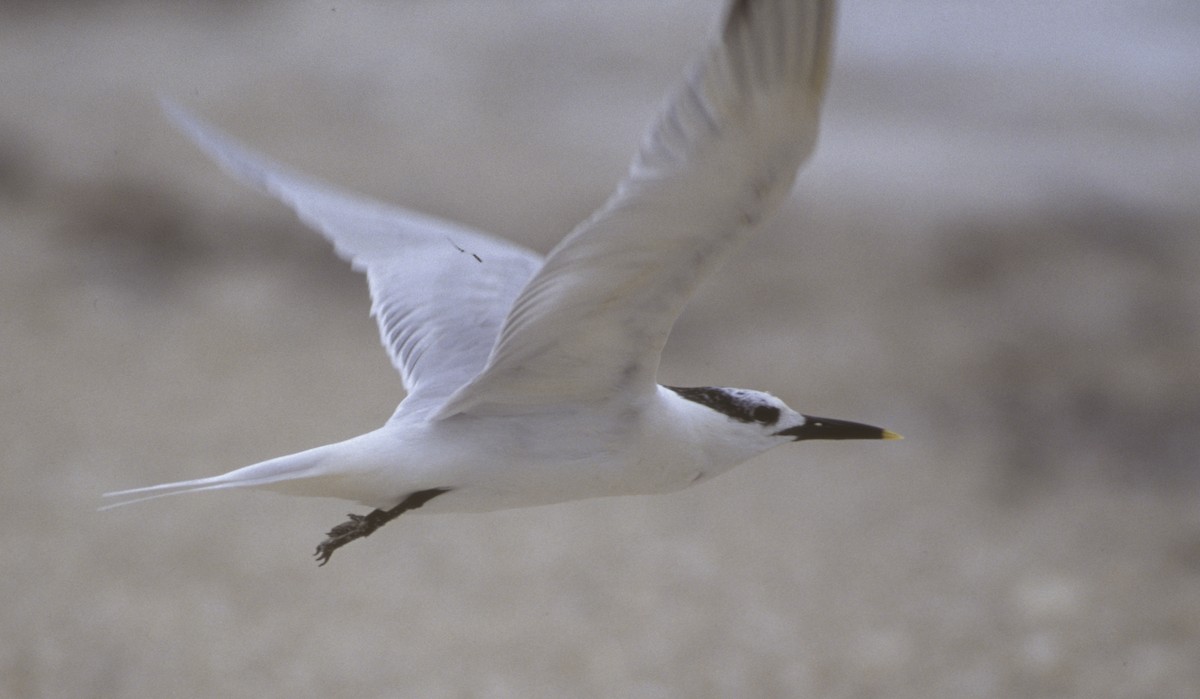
[101, 444, 335, 510]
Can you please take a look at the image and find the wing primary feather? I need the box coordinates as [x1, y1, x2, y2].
[432, 0, 837, 419]
[163, 100, 544, 408]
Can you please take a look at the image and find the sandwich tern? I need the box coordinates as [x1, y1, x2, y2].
[106, 0, 899, 565]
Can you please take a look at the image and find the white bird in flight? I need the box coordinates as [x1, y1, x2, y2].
[106, 0, 899, 565]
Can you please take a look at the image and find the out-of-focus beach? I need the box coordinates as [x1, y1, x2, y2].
[2, 1, 1197, 696]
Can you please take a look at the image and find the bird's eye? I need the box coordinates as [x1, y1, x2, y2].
[752, 405, 780, 425]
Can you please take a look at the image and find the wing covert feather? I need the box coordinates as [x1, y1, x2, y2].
[435, 0, 835, 417]
[165, 104, 542, 408]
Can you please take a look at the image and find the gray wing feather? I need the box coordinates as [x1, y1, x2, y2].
[435, 0, 835, 417]
[165, 103, 542, 410]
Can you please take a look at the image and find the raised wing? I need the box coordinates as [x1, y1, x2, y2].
[433, 0, 835, 418]
[166, 104, 543, 411]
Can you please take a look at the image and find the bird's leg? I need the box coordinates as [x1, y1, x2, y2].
[314, 487, 451, 566]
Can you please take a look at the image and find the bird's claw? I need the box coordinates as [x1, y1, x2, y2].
[314, 512, 377, 566]
[312, 488, 451, 566]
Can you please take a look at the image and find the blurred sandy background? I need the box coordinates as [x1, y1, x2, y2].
[2, 0, 1198, 696]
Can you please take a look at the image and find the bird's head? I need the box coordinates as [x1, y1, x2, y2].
[666, 385, 900, 455]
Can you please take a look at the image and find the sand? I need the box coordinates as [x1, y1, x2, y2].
[2, 1, 1197, 696]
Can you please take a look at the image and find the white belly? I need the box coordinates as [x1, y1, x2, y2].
[290, 388, 751, 513]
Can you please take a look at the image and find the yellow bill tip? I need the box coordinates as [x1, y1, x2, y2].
[881, 430, 904, 441]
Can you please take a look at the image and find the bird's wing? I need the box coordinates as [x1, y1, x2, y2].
[433, 0, 835, 418]
[166, 104, 543, 411]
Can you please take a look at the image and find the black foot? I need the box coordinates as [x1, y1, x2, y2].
[314, 487, 451, 566]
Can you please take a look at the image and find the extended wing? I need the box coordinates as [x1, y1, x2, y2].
[166, 104, 543, 411]
[434, 0, 835, 418]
